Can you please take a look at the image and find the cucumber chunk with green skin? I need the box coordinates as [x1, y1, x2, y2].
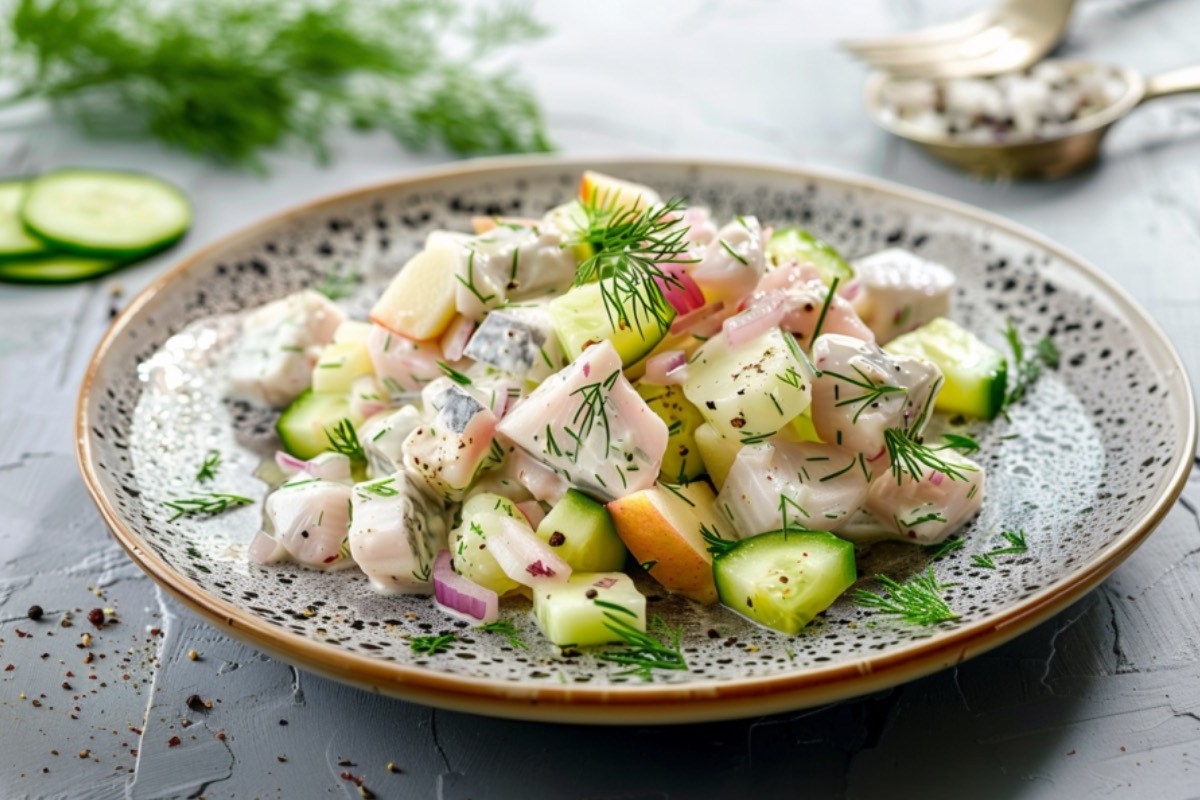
[0, 254, 123, 285]
[885, 317, 1007, 420]
[548, 278, 675, 367]
[276, 390, 360, 460]
[0, 181, 49, 260]
[533, 572, 645, 646]
[713, 530, 856, 635]
[766, 227, 854, 287]
[535, 489, 626, 572]
[21, 169, 192, 258]
[635, 381, 706, 483]
[449, 495, 526, 596]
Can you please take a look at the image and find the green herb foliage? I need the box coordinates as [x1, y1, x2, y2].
[0, 0, 552, 170]
[324, 418, 365, 460]
[852, 567, 958, 625]
[163, 492, 252, 522]
[595, 604, 688, 680]
[884, 428, 976, 485]
[970, 529, 1028, 570]
[1001, 319, 1058, 414]
[410, 632, 456, 655]
[194, 450, 221, 484]
[476, 620, 527, 649]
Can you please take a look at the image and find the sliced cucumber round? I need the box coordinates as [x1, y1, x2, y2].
[21, 169, 192, 258]
[713, 530, 856, 635]
[0, 180, 49, 260]
[0, 254, 123, 285]
[766, 227, 854, 287]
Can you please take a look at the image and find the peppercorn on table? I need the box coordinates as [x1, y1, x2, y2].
[3, 1, 1200, 797]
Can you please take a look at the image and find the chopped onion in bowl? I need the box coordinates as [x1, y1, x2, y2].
[643, 350, 689, 386]
[433, 550, 498, 624]
[488, 515, 571, 587]
[723, 290, 785, 347]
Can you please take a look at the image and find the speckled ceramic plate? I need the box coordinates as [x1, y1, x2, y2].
[76, 157, 1196, 724]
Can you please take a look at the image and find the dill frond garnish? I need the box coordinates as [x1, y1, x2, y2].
[883, 428, 976, 485]
[410, 632, 456, 655]
[853, 568, 958, 625]
[939, 433, 980, 454]
[324, 418, 365, 460]
[312, 264, 360, 300]
[596, 606, 688, 680]
[163, 492, 253, 522]
[1001, 319, 1059, 414]
[194, 450, 221, 484]
[436, 360, 472, 385]
[700, 523, 738, 556]
[970, 530, 1029, 570]
[571, 193, 694, 339]
[821, 365, 908, 424]
[476, 620, 527, 649]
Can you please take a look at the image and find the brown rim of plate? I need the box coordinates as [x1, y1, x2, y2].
[75, 155, 1197, 724]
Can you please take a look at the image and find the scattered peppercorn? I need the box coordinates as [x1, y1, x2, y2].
[80, 632, 93, 648]
[167, 737, 181, 748]
[61, 682, 71, 691]
[87, 608, 105, 627]
[186, 694, 207, 712]
[584, 588, 598, 599]
[187, 649, 199, 661]
[358, 786, 375, 799]
[277, 755, 287, 763]
[386, 762, 400, 773]
[78, 750, 90, 759]
[27, 605, 44, 621]
[337, 759, 356, 767]
[548, 532, 565, 547]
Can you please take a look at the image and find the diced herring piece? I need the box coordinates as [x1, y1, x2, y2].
[360, 405, 423, 476]
[496, 341, 666, 501]
[865, 451, 985, 544]
[348, 471, 448, 594]
[228, 290, 345, 407]
[691, 216, 766, 305]
[810, 334, 943, 456]
[463, 305, 566, 382]
[716, 440, 871, 538]
[366, 323, 443, 396]
[403, 383, 498, 501]
[850, 248, 955, 344]
[265, 478, 354, 570]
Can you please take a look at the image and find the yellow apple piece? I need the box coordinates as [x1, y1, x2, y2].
[578, 170, 661, 212]
[369, 232, 461, 340]
[333, 319, 373, 344]
[607, 481, 731, 604]
[694, 423, 741, 490]
[470, 215, 539, 234]
[311, 340, 373, 394]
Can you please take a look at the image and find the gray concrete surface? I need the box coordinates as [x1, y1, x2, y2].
[3, 1, 1200, 797]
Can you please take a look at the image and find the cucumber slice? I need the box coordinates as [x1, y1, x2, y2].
[635, 381, 706, 483]
[548, 278, 675, 367]
[0, 181, 48, 260]
[22, 169, 192, 258]
[448, 500, 525, 596]
[536, 489, 626, 572]
[885, 317, 1007, 420]
[276, 390, 359, 460]
[766, 227, 854, 287]
[713, 530, 856, 635]
[533, 572, 645, 646]
[0, 254, 123, 285]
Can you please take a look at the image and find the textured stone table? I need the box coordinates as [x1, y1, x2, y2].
[3, 1, 1200, 797]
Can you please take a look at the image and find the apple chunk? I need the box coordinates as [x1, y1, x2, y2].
[577, 170, 661, 212]
[607, 482, 731, 604]
[369, 231, 462, 341]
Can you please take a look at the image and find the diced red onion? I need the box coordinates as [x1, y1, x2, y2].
[929, 471, 945, 486]
[275, 452, 308, 475]
[488, 516, 571, 588]
[439, 315, 476, 362]
[432, 550, 498, 624]
[723, 290, 785, 347]
[350, 375, 387, 419]
[654, 264, 705, 315]
[248, 530, 288, 565]
[273, 451, 351, 481]
[515, 500, 546, 528]
[592, 576, 617, 589]
[643, 350, 689, 386]
[840, 279, 861, 301]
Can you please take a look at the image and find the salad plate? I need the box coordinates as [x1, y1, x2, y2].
[76, 157, 1195, 724]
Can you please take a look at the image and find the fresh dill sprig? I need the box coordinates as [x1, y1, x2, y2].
[822, 365, 908, 424]
[852, 568, 959, 625]
[596, 605, 688, 680]
[939, 433, 980, 454]
[700, 523, 738, 556]
[809, 276, 841, 342]
[883, 428, 976, 485]
[567, 369, 620, 458]
[779, 494, 811, 534]
[410, 632, 457, 655]
[194, 450, 221, 484]
[571, 194, 694, 339]
[312, 264, 360, 300]
[436, 360, 472, 385]
[0, 0, 552, 170]
[476, 620, 527, 649]
[924, 537, 965, 560]
[357, 477, 399, 497]
[970, 530, 1029, 570]
[1001, 319, 1058, 414]
[324, 418, 365, 460]
[163, 492, 253, 523]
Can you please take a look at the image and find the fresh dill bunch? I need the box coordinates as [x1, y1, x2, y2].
[324, 418, 365, 460]
[1001, 319, 1058, 413]
[595, 603, 688, 680]
[853, 567, 959, 625]
[410, 632, 456, 655]
[571, 194, 694, 339]
[194, 450, 221, 484]
[0, 0, 552, 171]
[163, 492, 252, 522]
